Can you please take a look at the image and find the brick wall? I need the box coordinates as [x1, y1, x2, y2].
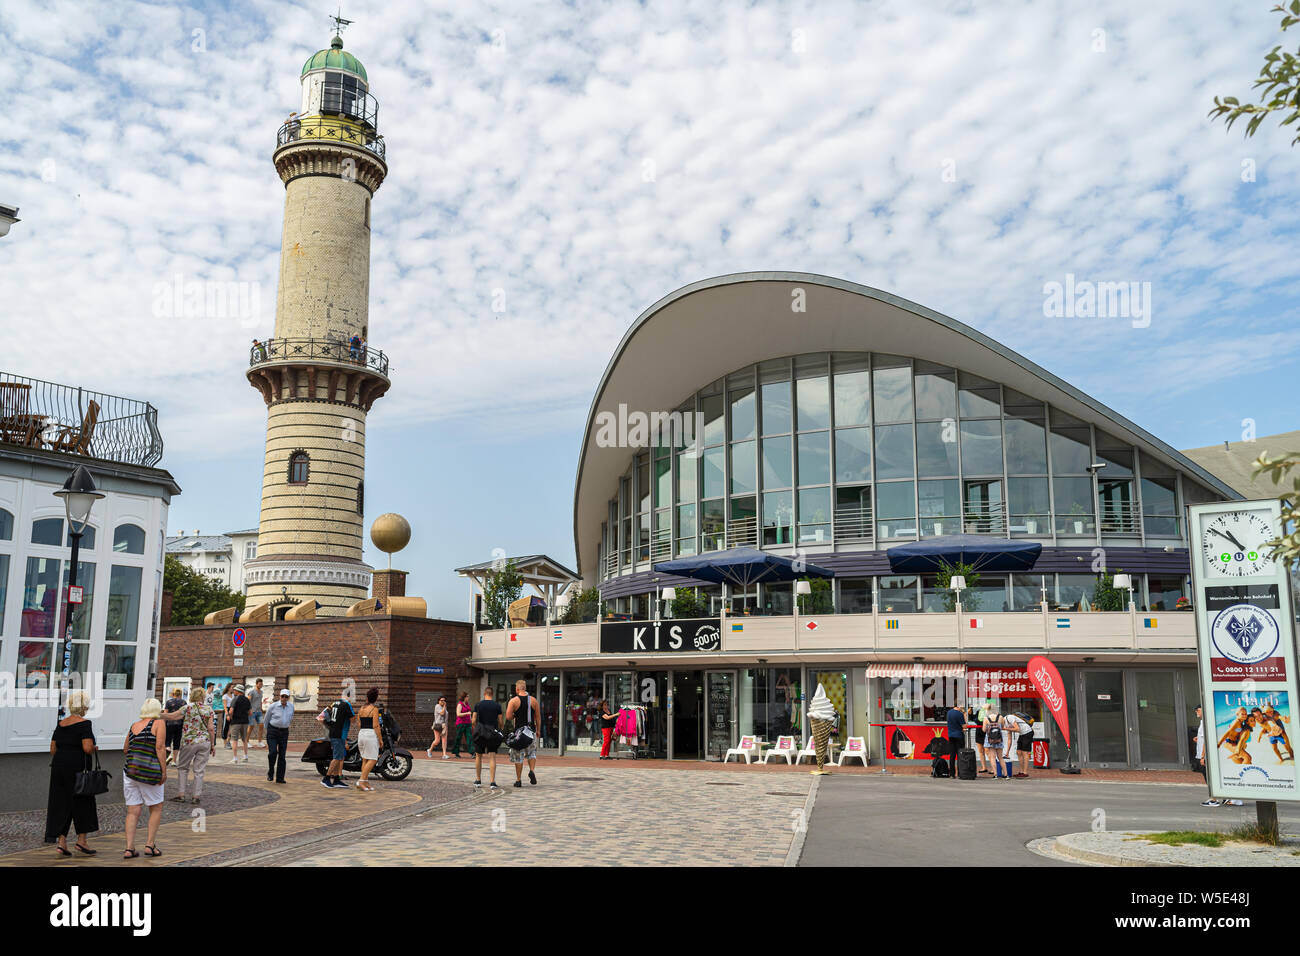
[372, 568, 407, 602]
[157, 614, 473, 748]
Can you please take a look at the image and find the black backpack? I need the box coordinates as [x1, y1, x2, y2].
[930, 755, 950, 777]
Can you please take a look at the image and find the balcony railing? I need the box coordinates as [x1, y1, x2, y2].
[250, 337, 389, 376]
[834, 504, 875, 544]
[0, 372, 163, 468]
[276, 116, 386, 160]
[962, 502, 1008, 535]
[1100, 502, 1142, 535]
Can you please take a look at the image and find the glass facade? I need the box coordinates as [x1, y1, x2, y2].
[600, 352, 1201, 581]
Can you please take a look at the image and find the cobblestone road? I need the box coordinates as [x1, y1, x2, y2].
[283, 757, 813, 867]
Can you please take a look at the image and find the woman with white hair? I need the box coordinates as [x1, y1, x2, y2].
[122, 698, 167, 858]
[173, 686, 215, 804]
[44, 690, 99, 855]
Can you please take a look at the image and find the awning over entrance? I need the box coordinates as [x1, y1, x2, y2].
[653, 546, 834, 589]
[866, 663, 967, 679]
[885, 534, 1042, 573]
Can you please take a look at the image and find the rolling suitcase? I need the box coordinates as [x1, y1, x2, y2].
[957, 747, 977, 780]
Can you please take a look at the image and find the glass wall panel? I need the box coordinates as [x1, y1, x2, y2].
[876, 482, 916, 538]
[103, 644, 136, 691]
[1056, 573, 1098, 609]
[1004, 415, 1048, 473]
[1053, 477, 1095, 534]
[730, 441, 756, 495]
[762, 491, 793, 546]
[677, 504, 696, 555]
[874, 424, 915, 479]
[762, 582, 793, 616]
[1147, 575, 1188, 611]
[797, 487, 831, 543]
[637, 456, 650, 512]
[739, 668, 803, 742]
[730, 385, 756, 442]
[914, 363, 956, 420]
[879, 576, 919, 613]
[1050, 425, 1092, 474]
[872, 360, 913, 423]
[832, 355, 871, 426]
[834, 427, 872, 483]
[22, 557, 62, 638]
[762, 436, 792, 488]
[1140, 456, 1178, 536]
[701, 500, 725, 551]
[1099, 479, 1136, 532]
[1008, 476, 1050, 534]
[654, 457, 671, 508]
[839, 578, 873, 614]
[796, 355, 830, 431]
[960, 419, 1003, 475]
[918, 479, 959, 536]
[0, 508, 12, 540]
[1094, 431, 1134, 477]
[32, 519, 62, 546]
[760, 378, 792, 436]
[797, 431, 830, 485]
[916, 421, 959, 477]
[676, 447, 697, 503]
[702, 391, 725, 446]
[113, 524, 146, 554]
[959, 387, 1000, 418]
[702, 447, 725, 499]
[1011, 574, 1047, 609]
[564, 672, 606, 751]
[106, 565, 142, 642]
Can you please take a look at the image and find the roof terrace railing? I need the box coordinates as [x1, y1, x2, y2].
[0, 372, 163, 468]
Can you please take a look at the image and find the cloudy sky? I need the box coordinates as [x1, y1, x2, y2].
[3, 0, 1298, 618]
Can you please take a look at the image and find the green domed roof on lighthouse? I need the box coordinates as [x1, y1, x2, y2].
[301, 35, 367, 82]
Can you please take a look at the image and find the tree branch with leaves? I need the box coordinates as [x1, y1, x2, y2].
[1209, 3, 1300, 144]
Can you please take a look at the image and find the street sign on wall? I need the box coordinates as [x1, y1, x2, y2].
[1190, 499, 1300, 803]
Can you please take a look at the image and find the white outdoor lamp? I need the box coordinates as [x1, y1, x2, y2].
[661, 586, 676, 620]
[949, 574, 966, 613]
[1112, 573, 1134, 611]
[796, 579, 812, 615]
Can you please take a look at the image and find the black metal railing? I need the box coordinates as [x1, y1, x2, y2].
[249, 337, 389, 376]
[276, 116, 386, 160]
[321, 82, 379, 129]
[0, 372, 163, 467]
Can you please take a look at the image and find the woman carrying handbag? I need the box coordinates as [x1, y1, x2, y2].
[44, 690, 100, 856]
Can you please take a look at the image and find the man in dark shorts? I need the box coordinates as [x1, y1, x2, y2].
[227, 684, 252, 764]
[1008, 712, 1034, 778]
[323, 695, 355, 789]
[505, 679, 542, 788]
[472, 687, 503, 791]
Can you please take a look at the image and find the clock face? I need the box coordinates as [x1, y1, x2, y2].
[1200, 511, 1274, 577]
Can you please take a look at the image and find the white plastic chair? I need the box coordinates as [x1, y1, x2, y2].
[795, 735, 818, 765]
[763, 735, 797, 765]
[723, 735, 760, 764]
[837, 736, 868, 767]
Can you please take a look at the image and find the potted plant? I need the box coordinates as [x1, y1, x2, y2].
[935, 560, 981, 612]
[1067, 503, 1087, 535]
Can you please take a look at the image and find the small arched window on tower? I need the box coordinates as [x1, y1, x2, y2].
[364, 197, 370, 230]
[357, 480, 364, 516]
[287, 451, 310, 485]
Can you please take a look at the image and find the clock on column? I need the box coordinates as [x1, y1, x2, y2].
[1200, 509, 1274, 578]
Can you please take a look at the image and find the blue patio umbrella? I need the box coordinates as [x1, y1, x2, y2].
[885, 535, 1042, 573]
[653, 547, 835, 589]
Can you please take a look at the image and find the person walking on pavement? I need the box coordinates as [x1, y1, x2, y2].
[173, 687, 215, 805]
[947, 703, 967, 780]
[122, 699, 168, 859]
[427, 695, 448, 760]
[226, 684, 252, 763]
[599, 700, 618, 759]
[450, 691, 474, 758]
[248, 679, 266, 749]
[162, 687, 185, 766]
[45, 690, 99, 856]
[1196, 704, 1222, 807]
[220, 683, 234, 749]
[984, 710, 1005, 778]
[471, 687, 504, 791]
[264, 687, 294, 784]
[355, 688, 383, 791]
[322, 693, 355, 789]
[504, 679, 540, 788]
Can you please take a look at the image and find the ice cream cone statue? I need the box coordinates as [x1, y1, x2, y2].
[808, 683, 836, 775]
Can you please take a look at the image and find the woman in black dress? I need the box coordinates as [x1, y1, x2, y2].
[45, 690, 99, 855]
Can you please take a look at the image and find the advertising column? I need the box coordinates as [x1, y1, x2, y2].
[1190, 500, 1300, 805]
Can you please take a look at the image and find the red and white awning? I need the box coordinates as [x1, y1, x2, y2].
[865, 663, 966, 679]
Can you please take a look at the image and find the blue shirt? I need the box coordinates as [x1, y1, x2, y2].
[265, 699, 294, 729]
[947, 708, 966, 740]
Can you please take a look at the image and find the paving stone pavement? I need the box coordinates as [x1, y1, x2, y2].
[1033, 830, 1300, 866]
[283, 758, 814, 867]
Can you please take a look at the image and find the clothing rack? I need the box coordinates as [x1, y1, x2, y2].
[615, 704, 649, 759]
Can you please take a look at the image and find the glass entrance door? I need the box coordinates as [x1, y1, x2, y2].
[1082, 670, 1128, 766]
[670, 671, 704, 759]
[705, 671, 736, 760]
[1131, 670, 1180, 767]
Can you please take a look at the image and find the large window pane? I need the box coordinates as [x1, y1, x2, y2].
[654, 457, 671, 509]
[1141, 472, 1178, 537]
[32, 519, 62, 546]
[1012, 574, 1047, 609]
[703, 447, 725, 499]
[839, 578, 873, 614]
[1053, 477, 1095, 534]
[730, 386, 756, 441]
[876, 481, 916, 538]
[918, 479, 959, 535]
[760, 380, 792, 435]
[762, 491, 792, 546]
[1009, 477, 1050, 534]
[834, 427, 872, 483]
[1056, 574, 1097, 610]
[637, 457, 649, 512]
[797, 432, 830, 485]
[676, 448, 697, 503]
[113, 524, 146, 554]
[833, 360, 871, 426]
[1147, 575, 1188, 612]
[914, 364, 956, 420]
[916, 421, 959, 477]
[0, 508, 12, 540]
[762, 436, 792, 488]
[702, 393, 725, 446]
[796, 368, 830, 431]
[106, 565, 142, 642]
[874, 424, 915, 479]
[873, 362, 913, 423]
[960, 419, 1003, 475]
[879, 576, 918, 613]
[1050, 425, 1092, 474]
[1004, 416, 1048, 473]
[701, 500, 725, 551]
[103, 644, 136, 691]
[730, 441, 756, 495]
[798, 487, 831, 544]
[1094, 431, 1134, 477]
[959, 387, 1000, 418]
[1099, 479, 1136, 532]
[21, 557, 61, 638]
[17, 640, 53, 687]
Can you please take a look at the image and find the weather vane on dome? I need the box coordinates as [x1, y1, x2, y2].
[330, 7, 354, 38]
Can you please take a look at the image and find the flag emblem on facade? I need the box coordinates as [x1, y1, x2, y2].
[885, 619, 900, 630]
[552, 628, 563, 639]
[1055, 618, 1071, 629]
[731, 623, 743, 631]
[509, 632, 517, 641]
[805, 620, 819, 631]
[1143, 618, 1157, 629]
[968, 618, 983, 629]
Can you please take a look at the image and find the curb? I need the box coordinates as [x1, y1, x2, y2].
[785, 775, 820, 867]
[1033, 833, 1181, 867]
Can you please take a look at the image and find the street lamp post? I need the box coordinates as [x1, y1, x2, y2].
[53, 466, 103, 716]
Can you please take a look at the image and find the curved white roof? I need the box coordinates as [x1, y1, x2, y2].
[572, 272, 1240, 582]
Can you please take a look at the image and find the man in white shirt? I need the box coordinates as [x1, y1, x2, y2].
[1196, 703, 1243, 807]
[1007, 712, 1034, 778]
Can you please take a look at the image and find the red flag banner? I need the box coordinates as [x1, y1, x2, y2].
[1025, 655, 1070, 748]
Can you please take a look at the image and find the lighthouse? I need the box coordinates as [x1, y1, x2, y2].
[243, 28, 389, 617]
